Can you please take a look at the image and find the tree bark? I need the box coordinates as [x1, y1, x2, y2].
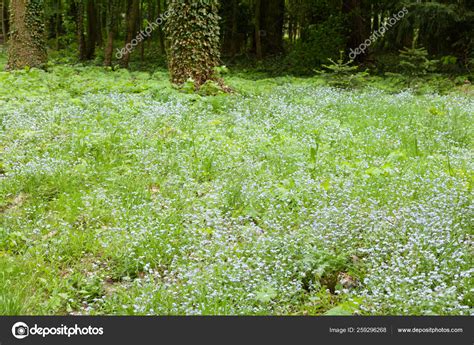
[254, 0, 284, 58]
[7, 0, 47, 70]
[165, 0, 222, 88]
[1, 0, 7, 43]
[139, 0, 144, 61]
[342, 0, 369, 61]
[85, 0, 98, 59]
[75, 0, 86, 60]
[156, 0, 165, 54]
[120, 0, 139, 68]
[55, 0, 61, 50]
[104, 0, 118, 67]
[230, 0, 238, 56]
[261, 0, 284, 55]
[254, 0, 262, 60]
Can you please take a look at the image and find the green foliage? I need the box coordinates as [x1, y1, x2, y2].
[0, 51, 472, 316]
[324, 299, 362, 316]
[318, 51, 368, 89]
[284, 15, 346, 75]
[297, 250, 355, 293]
[398, 46, 438, 77]
[198, 79, 224, 96]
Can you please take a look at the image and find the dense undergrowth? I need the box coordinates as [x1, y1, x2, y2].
[0, 52, 473, 315]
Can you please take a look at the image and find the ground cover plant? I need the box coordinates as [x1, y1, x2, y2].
[0, 52, 472, 315]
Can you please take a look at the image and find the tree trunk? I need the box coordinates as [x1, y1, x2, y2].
[104, 0, 117, 67]
[7, 0, 47, 70]
[104, 30, 113, 66]
[120, 0, 139, 68]
[342, 0, 369, 61]
[75, 0, 86, 60]
[55, 0, 61, 50]
[85, 0, 98, 59]
[96, 0, 102, 47]
[254, 0, 284, 58]
[1, 0, 8, 43]
[165, 0, 222, 88]
[139, 0, 144, 61]
[254, 0, 262, 60]
[230, 0, 238, 56]
[156, 0, 165, 54]
[146, 0, 154, 49]
[261, 0, 284, 55]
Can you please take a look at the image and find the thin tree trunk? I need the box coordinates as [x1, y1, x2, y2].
[104, 30, 113, 66]
[260, 0, 284, 55]
[157, 0, 165, 54]
[75, 0, 86, 60]
[147, 0, 154, 49]
[85, 0, 98, 59]
[255, 0, 262, 60]
[96, 0, 102, 47]
[139, 0, 144, 61]
[230, 0, 238, 56]
[55, 0, 61, 50]
[288, 16, 293, 44]
[1, 0, 7, 43]
[121, 0, 139, 68]
[343, 0, 369, 61]
[104, 0, 117, 66]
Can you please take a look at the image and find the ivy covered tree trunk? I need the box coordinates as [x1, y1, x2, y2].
[7, 0, 47, 70]
[165, 0, 221, 88]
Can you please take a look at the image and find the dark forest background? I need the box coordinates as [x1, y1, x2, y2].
[1, 0, 473, 76]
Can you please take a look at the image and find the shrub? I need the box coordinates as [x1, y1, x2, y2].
[317, 51, 368, 89]
[398, 46, 438, 76]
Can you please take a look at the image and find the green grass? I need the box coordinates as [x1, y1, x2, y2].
[0, 54, 473, 315]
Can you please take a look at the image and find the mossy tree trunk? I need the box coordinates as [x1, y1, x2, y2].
[7, 0, 47, 70]
[165, 0, 221, 88]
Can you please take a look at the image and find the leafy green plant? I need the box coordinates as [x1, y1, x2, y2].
[398, 46, 438, 77]
[198, 80, 225, 96]
[317, 51, 368, 88]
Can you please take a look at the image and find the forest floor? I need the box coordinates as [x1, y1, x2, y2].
[0, 53, 473, 315]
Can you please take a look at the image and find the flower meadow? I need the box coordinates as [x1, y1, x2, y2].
[0, 63, 472, 316]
